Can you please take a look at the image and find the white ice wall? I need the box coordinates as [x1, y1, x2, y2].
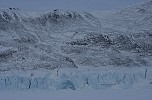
[0, 67, 152, 90]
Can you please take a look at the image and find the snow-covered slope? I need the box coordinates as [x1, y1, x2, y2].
[0, 1, 152, 90]
[0, 8, 102, 71]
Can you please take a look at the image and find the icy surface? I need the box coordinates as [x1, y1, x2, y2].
[0, 67, 152, 90]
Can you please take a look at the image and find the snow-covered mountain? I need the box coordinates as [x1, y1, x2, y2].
[0, 8, 102, 71]
[0, 1, 152, 90]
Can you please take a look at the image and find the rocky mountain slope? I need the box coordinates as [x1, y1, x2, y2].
[0, 8, 102, 71]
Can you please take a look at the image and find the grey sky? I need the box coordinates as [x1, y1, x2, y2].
[0, 0, 147, 11]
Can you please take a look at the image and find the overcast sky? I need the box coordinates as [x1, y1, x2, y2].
[0, 0, 148, 11]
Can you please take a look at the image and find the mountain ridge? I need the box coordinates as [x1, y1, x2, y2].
[0, 1, 152, 71]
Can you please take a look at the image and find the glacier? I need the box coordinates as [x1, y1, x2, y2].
[0, 67, 152, 90]
[0, 1, 152, 90]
